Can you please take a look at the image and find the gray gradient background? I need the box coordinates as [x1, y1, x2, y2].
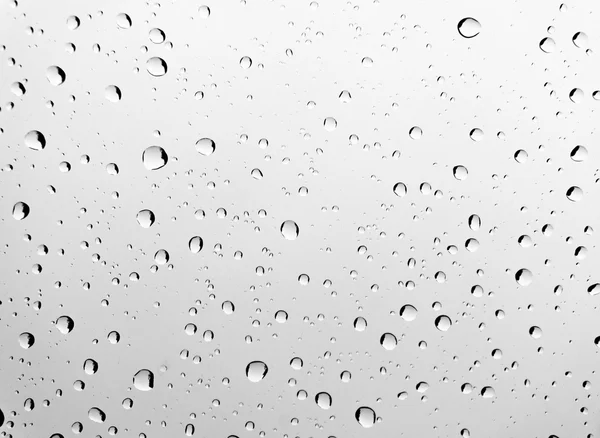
[1, 0, 600, 437]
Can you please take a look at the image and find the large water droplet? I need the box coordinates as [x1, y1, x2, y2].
[189, 236, 204, 253]
[399, 304, 418, 321]
[146, 57, 168, 77]
[149, 28, 166, 44]
[453, 165, 468, 180]
[46, 66, 66, 86]
[133, 369, 154, 391]
[323, 117, 337, 131]
[19, 332, 35, 349]
[380, 332, 397, 350]
[116, 13, 132, 29]
[88, 407, 106, 423]
[12, 202, 30, 220]
[566, 186, 583, 202]
[434, 315, 452, 331]
[55, 315, 74, 334]
[393, 182, 407, 197]
[539, 37, 556, 53]
[570, 145, 588, 162]
[457, 18, 481, 38]
[515, 268, 533, 286]
[240, 56, 252, 69]
[136, 209, 156, 228]
[246, 361, 268, 382]
[315, 392, 332, 409]
[355, 406, 376, 428]
[195, 138, 216, 156]
[105, 85, 122, 102]
[142, 146, 168, 170]
[280, 220, 299, 240]
[24, 130, 46, 150]
[529, 326, 543, 339]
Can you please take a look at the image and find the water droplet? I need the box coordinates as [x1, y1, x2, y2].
[46, 66, 66, 86]
[19, 332, 34, 349]
[539, 37, 556, 53]
[323, 117, 337, 131]
[434, 315, 452, 331]
[116, 13, 132, 29]
[239, 56, 252, 69]
[66, 15, 80, 30]
[149, 28, 166, 44]
[12, 201, 30, 220]
[280, 220, 299, 240]
[457, 18, 481, 38]
[136, 209, 156, 228]
[154, 249, 169, 265]
[146, 57, 168, 77]
[189, 236, 204, 253]
[515, 268, 533, 286]
[246, 361, 268, 382]
[133, 369, 154, 391]
[468, 214, 481, 231]
[569, 88, 584, 103]
[105, 85, 122, 102]
[315, 392, 332, 409]
[409, 126, 422, 140]
[587, 284, 600, 296]
[380, 332, 397, 350]
[566, 186, 583, 202]
[469, 128, 484, 142]
[56, 316, 74, 334]
[399, 304, 418, 321]
[393, 182, 407, 197]
[83, 358, 98, 375]
[529, 326, 543, 339]
[195, 138, 216, 156]
[361, 57, 373, 67]
[198, 5, 211, 18]
[514, 149, 528, 163]
[24, 130, 46, 150]
[480, 386, 495, 398]
[353, 316, 367, 331]
[572, 32, 588, 48]
[88, 407, 106, 423]
[453, 165, 468, 180]
[355, 406, 376, 428]
[142, 146, 168, 170]
[465, 238, 479, 252]
[570, 145, 588, 162]
[339, 90, 351, 102]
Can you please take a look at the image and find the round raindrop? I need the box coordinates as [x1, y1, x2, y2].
[24, 130, 46, 151]
[116, 13, 132, 29]
[572, 32, 588, 48]
[88, 407, 106, 423]
[280, 220, 299, 240]
[453, 165, 468, 180]
[83, 358, 98, 375]
[457, 18, 481, 38]
[380, 332, 397, 350]
[198, 5, 211, 18]
[434, 315, 452, 331]
[246, 361, 268, 382]
[323, 117, 337, 131]
[149, 28, 165, 44]
[56, 316, 74, 334]
[133, 369, 154, 391]
[515, 268, 533, 286]
[468, 214, 481, 231]
[539, 37, 556, 53]
[514, 149, 528, 163]
[142, 146, 168, 170]
[481, 386, 496, 398]
[393, 182, 407, 197]
[469, 128, 483, 141]
[195, 138, 216, 156]
[409, 126, 422, 140]
[355, 406, 376, 428]
[105, 85, 122, 102]
[239, 56, 252, 69]
[19, 332, 35, 349]
[12, 202, 30, 220]
[136, 209, 156, 228]
[189, 236, 203, 253]
[566, 186, 583, 202]
[353, 316, 367, 331]
[46, 66, 66, 86]
[569, 88, 584, 103]
[146, 57, 168, 77]
[529, 326, 543, 339]
[570, 145, 588, 162]
[315, 392, 332, 409]
[399, 304, 418, 321]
